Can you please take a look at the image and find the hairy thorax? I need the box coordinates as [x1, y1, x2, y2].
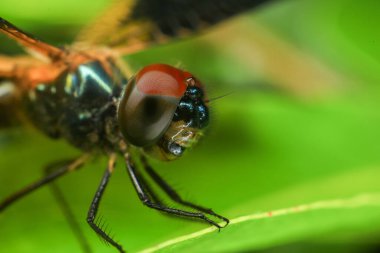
[10, 49, 129, 152]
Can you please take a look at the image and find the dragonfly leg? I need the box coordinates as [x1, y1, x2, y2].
[125, 155, 223, 229]
[140, 155, 229, 227]
[86, 154, 125, 253]
[0, 155, 88, 212]
[44, 160, 92, 253]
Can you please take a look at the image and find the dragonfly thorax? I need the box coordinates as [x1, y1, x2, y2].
[23, 60, 127, 151]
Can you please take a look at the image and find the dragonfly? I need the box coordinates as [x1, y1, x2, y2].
[0, 0, 274, 252]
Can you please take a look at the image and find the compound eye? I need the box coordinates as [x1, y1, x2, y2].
[118, 64, 188, 147]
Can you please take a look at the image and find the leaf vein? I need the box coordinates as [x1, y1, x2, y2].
[139, 192, 380, 253]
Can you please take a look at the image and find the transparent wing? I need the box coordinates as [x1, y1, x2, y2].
[76, 0, 275, 54]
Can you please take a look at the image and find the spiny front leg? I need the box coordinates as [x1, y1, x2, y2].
[125, 154, 224, 229]
[140, 155, 229, 227]
[86, 154, 125, 253]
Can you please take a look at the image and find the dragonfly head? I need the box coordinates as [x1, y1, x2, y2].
[118, 64, 209, 160]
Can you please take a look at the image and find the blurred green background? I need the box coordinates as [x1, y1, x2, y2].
[1, 0, 380, 252]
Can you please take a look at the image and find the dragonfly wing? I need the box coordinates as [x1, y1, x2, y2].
[76, 0, 275, 54]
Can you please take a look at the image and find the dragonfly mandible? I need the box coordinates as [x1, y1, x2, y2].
[0, 0, 275, 252]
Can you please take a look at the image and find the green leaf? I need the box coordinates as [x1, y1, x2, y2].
[1, 0, 380, 253]
[140, 171, 380, 252]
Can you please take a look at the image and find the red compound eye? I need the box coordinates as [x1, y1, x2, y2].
[135, 64, 188, 98]
[118, 64, 189, 147]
